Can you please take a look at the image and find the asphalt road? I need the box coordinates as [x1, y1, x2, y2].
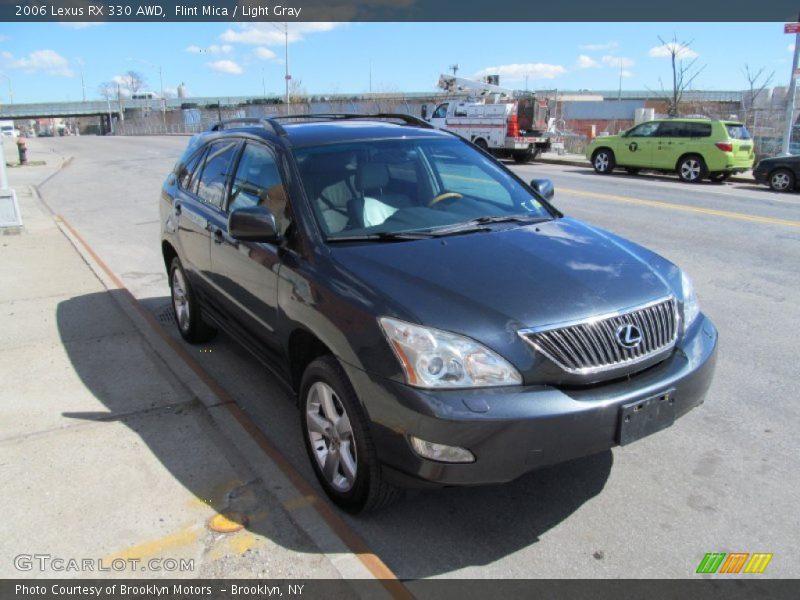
[33, 135, 800, 579]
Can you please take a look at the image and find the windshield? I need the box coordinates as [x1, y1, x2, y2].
[294, 137, 554, 240]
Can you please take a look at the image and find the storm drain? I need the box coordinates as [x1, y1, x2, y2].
[155, 304, 176, 326]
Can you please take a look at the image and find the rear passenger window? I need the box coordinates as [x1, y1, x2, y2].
[196, 141, 239, 209]
[657, 122, 682, 137]
[684, 122, 712, 137]
[228, 143, 292, 235]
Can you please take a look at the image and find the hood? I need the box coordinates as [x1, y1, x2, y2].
[330, 218, 672, 350]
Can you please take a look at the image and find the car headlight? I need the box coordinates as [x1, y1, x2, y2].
[379, 317, 523, 389]
[681, 271, 700, 331]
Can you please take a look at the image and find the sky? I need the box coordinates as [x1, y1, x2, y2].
[0, 22, 794, 103]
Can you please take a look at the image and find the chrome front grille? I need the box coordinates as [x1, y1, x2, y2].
[519, 298, 679, 375]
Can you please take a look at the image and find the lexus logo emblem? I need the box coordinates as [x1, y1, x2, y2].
[615, 323, 643, 348]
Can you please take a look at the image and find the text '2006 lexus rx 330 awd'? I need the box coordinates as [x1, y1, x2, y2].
[160, 114, 718, 513]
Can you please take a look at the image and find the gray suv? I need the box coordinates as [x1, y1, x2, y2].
[160, 114, 718, 512]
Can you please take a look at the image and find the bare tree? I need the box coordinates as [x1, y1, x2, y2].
[97, 81, 116, 101]
[656, 35, 706, 117]
[742, 65, 774, 130]
[288, 78, 306, 104]
[122, 70, 147, 97]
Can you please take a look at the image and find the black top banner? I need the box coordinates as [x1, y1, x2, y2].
[1, 0, 799, 22]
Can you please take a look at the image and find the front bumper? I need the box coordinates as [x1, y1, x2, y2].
[342, 314, 718, 488]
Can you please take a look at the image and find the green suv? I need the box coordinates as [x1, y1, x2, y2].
[586, 118, 755, 182]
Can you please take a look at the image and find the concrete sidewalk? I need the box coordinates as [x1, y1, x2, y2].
[536, 151, 756, 183]
[0, 143, 349, 580]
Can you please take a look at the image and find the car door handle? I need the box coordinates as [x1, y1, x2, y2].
[213, 229, 224, 245]
[174, 203, 182, 216]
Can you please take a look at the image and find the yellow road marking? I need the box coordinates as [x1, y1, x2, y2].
[103, 526, 200, 563]
[560, 186, 800, 228]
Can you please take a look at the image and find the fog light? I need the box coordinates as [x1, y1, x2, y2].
[409, 436, 475, 463]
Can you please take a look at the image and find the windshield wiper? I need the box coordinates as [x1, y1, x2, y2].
[427, 214, 552, 236]
[326, 231, 436, 243]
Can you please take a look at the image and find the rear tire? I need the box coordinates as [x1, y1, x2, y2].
[300, 355, 401, 513]
[513, 149, 533, 163]
[169, 257, 216, 344]
[677, 155, 707, 183]
[592, 149, 615, 174]
[769, 168, 795, 192]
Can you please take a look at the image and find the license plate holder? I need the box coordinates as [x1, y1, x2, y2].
[618, 390, 676, 446]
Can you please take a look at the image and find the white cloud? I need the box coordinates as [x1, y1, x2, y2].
[648, 43, 698, 59]
[579, 41, 619, 51]
[254, 47, 277, 61]
[59, 22, 103, 29]
[473, 63, 567, 83]
[577, 55, 600, 69]
[220, 22, 343, 46]
[621, 70, 634, 79]
[208, 59, 243, 75]
[789, 43, 796, 52]
[601, 55, 635, 69]
[4, 49, 73, 76]
[186, 44, 232, 54]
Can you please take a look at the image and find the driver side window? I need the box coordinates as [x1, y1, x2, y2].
[628, 122, 660, 137]
[228, 142, 292, 235]
[432, 103, 449, 119]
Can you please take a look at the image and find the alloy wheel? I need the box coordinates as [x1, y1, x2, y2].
[771, 172, 791, 191]
[306, 381, 358, 492]
[681, 159, 701, 181]
[595, 153, 609, 172]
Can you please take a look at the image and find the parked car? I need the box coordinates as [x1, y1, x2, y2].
[160, 114, 718, 512]
[752, 154, 800, 192]
[586, 118, 754, 182]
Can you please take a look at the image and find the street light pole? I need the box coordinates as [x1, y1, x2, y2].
[0, 73, 13, 104]
[782, 14, 800, 155]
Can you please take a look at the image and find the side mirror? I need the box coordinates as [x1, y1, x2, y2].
[228, 206, 281, 243]
[530, 178, 555, 202]
[421, 104, 428, 119]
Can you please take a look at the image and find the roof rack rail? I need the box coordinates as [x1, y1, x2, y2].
[271, 113, 434, 129]
[209, 118, 286, 136]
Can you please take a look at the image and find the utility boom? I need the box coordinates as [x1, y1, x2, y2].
[426, 74, 562, 163]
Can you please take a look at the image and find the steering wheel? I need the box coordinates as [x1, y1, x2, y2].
[428, 191, 463, 207]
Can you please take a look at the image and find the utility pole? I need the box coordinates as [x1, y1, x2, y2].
[782, 15, 800, 155]
[262, 67, 266, 97]
[284, 23, 290, 110]
[449, 64, 459, 76]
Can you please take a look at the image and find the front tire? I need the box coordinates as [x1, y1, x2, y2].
[769, 168, 795, 192]
[300, 355, 401, 513]
[677, 155, 707, 183]
[169, 257, 216, 343]
[592, 149, 615, 174]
